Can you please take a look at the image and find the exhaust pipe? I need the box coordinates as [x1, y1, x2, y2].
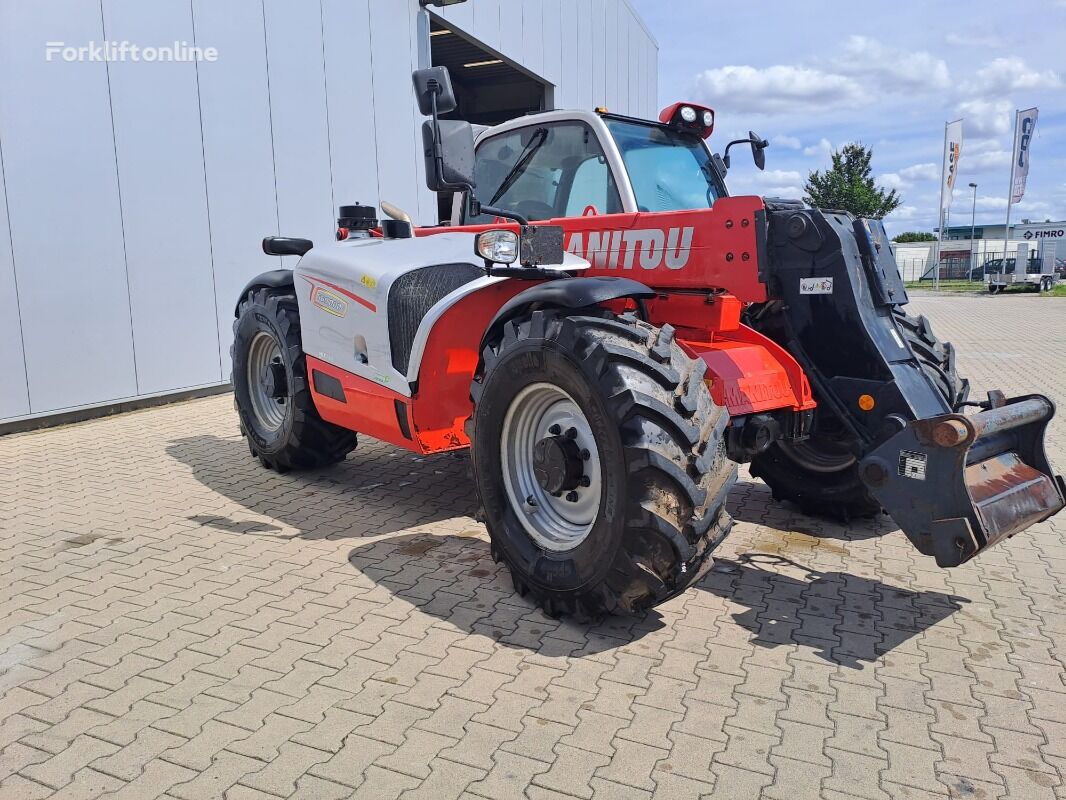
[858, 394, 1065, 567]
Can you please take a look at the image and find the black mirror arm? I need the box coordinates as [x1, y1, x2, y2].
[471, 199, 529, 227]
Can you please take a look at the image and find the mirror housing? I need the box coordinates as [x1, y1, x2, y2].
[412, 66, 457, 116]
[750, 130, 768, 171]
[421, 119, 476, 192]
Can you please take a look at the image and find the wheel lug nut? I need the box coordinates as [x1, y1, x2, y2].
[565, 491, 579, 503]
[579, 476, 591, 488]
[549, 424, 562, 435]
[565, 427, 578, 439]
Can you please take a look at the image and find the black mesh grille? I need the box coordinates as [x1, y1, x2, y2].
[388, 263, 483, 375]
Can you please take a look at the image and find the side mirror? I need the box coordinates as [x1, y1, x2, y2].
[412, 66, 457, 116]
[421, 120, 475, 192]
[750, 130, 768, 171]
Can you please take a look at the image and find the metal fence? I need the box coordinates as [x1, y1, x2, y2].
[898, 251, 1062, 291]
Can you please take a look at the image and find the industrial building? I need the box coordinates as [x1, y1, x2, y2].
[0, 0, 657, 425]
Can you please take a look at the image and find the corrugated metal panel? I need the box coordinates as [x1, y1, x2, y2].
[0, 0, 138, 414]
[0, 0, 658, 423]
[0, 134, 30, 418]
[192, 0, 281, 376]
[103, 0, 221, 393]
[323, 0, 380, 216]
[264, 1, 336, 250]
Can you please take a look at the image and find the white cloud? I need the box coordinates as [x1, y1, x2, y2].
[772, 134, 802, 149]
[967, 148, 1012, 170]
[692, 65, 865, 114]
[945, 32, 1001, 48]
[879, 173, 908, 190]
[899, 163, 939, 181]
[887, 205, 920, 221]
[764, 186, 805, 198]
[835, 36, 951, 91]
[964, 57, 1061, 94]
[957, 98, 1013, 136]
[755, 169, 803, 184]
[803, 138, 834, 158]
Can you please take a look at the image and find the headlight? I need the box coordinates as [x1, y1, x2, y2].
[476, 229, 519, 264]
[702, 110, 714, 127]
[679, 106, 697, 123]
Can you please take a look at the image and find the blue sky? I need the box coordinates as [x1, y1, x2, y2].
[630, 0, 1066, 235]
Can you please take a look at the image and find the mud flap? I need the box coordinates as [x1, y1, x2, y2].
[858, 395, 1065, 567]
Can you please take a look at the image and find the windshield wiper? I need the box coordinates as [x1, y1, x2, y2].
[489, 127, 549, 206]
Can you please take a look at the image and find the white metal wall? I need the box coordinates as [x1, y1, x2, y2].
[0, 0, 658, 423]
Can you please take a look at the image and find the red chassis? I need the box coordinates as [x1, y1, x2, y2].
[307, 196, 814, 455]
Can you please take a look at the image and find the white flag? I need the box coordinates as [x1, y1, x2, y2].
[941, 120, 963, 211]
[1011, 107, 1038, 204]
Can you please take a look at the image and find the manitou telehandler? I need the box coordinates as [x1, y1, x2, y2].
[232, 66, 1064, 618]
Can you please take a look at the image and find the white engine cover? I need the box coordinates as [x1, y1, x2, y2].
[293, 232, 586, 397]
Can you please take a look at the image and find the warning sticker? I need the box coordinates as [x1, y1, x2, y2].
[800, 277, 833, 295]
[898, 450, 928, 480]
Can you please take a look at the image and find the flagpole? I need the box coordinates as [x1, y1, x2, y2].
[933, 120, 950, 290]
[1002, 108, 1019, 266]
[934, 121, 948, 290]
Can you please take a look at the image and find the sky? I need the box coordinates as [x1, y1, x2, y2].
[629, 0, 1066, 236]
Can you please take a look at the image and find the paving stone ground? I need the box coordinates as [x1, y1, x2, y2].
[1, 292, 1064, 799]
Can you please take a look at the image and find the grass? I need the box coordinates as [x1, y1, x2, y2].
[904, 280, 1066, 297]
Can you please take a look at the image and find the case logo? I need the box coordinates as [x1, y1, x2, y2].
[311, 287, 348, 317]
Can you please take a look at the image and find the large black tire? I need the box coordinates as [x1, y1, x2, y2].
[232, 288, 357, 472]
[750, 307, 969, 521]
[469, 309, 736, 619]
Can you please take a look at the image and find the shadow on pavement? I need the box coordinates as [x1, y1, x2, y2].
[344, 533, 967, 668]
[166, 434, 478, 539]
[728, 478, 890, 542]
[697, 553, 967, 670]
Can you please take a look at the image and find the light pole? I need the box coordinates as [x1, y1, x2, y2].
[968, 182, 978, 279]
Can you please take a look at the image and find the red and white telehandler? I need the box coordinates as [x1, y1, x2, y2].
[232, 66, 1064, 618]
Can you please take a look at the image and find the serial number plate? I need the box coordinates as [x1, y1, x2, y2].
[898, 450, 928, 480]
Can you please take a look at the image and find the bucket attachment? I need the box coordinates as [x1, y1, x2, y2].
[858, 395, 1065, 567]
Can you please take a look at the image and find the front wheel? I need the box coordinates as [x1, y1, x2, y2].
[232, 288, 357, 471]
[469, 309, 736, 619]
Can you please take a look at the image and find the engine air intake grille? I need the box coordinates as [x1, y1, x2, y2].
[388, 263, 483, 375]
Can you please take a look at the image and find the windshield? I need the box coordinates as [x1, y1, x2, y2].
[605, 118, 724, 212]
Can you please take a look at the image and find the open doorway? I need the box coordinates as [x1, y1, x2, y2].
[429, 19, 549, 221]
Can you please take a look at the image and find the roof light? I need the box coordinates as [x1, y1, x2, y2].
[464, 59, 503, 68]
[702, 110, 714, 127]
[679, 106, 697, 123]
[594, 107, 609, 115]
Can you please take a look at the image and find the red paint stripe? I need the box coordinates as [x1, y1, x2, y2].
[301, 275, 376, 312]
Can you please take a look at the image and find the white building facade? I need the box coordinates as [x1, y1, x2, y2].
[0, 0, 658, 424]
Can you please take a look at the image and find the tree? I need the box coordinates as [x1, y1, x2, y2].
[892, 231, 936, 243]
[804, 143, 902, 219]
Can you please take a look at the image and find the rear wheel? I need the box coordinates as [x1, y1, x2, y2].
[232, 288, 357, 471]
[470, 310, 736, 618]
[750, 307, 968, 521]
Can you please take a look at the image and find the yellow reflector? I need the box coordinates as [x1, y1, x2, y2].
[858, 394, 875, 411]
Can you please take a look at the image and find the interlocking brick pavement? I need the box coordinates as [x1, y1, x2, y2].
[1, 292, 1064, 799]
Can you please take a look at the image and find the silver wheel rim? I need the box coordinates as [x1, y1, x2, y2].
[246, 331, 287, 432]
[500, 383, 602, 552]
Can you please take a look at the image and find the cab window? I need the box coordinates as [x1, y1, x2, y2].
[468, 122, 622, 224]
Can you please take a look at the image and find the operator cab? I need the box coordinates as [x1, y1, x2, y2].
[454, 103, 765, 226]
